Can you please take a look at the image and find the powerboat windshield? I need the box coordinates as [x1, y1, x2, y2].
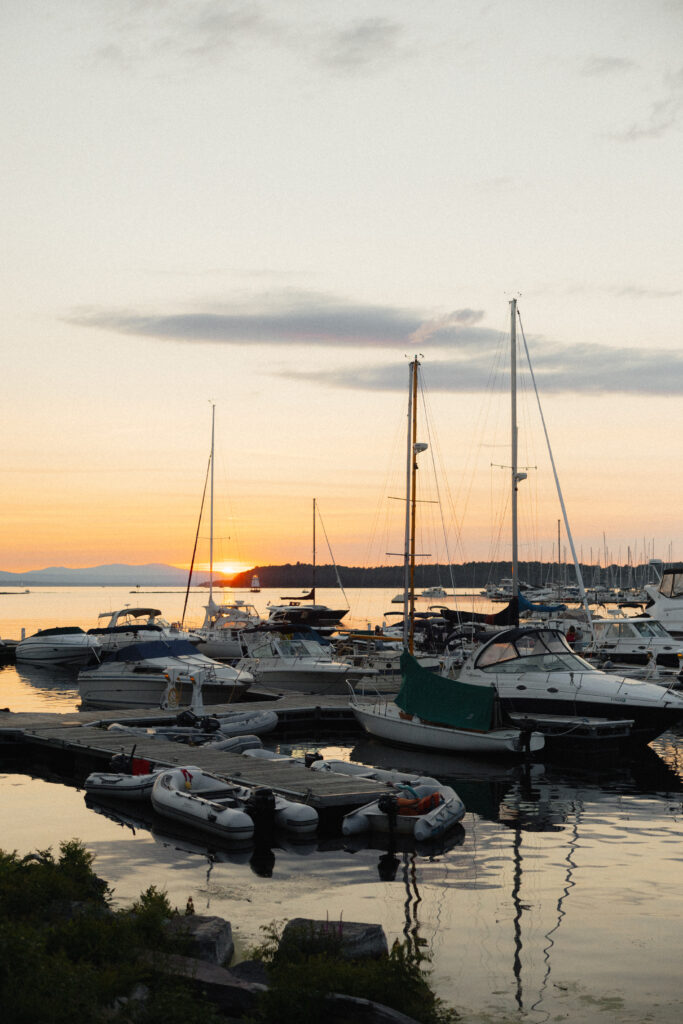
[474, 628, 593, 674]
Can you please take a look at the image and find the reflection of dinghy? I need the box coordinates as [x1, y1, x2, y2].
[342, 782, 465, 842]
[151, 766, 318, 838]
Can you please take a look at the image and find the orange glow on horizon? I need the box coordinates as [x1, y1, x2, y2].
[190, 561, 255, 577]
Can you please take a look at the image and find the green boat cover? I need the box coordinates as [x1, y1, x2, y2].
[396, 650, 496, 732]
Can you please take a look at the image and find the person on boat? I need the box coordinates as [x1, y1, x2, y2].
[565, 625, 578, 645]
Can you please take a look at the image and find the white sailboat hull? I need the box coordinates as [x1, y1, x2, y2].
[350, 699, 544, 755]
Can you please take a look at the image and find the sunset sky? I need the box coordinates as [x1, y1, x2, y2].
[3, 1, 682, 573]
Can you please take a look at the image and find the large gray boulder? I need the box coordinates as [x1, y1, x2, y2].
[165, 914, 234, 965]
[280, 918, 389, 960]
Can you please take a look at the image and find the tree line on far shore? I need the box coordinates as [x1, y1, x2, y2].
[224, 561, 655, 590]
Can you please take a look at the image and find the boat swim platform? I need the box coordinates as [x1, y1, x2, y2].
[0, 696, 391, 813]
[507, 711, 634, 742]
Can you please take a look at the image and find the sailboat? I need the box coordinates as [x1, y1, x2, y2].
[431, 303, 683, 746]
[191, 406, 262, 660]
[349, 355, 546, 756]
[264, 498, 349, 635]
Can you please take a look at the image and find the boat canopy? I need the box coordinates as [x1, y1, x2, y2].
[34, 626, 86, 637]
[656, 566, 683, 599]
[396, 650, 496, 732]
[474, 627, 590, 673]
[101, 639, 199, 662]
[98, 607, 162, 622]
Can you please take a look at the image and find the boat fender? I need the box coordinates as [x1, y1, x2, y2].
[396, 792, 442, 816]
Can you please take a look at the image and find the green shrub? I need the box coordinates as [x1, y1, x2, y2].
[0, 844, 221, 1024]
[246, 920, 459, 1024]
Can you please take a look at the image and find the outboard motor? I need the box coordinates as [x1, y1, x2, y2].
[175, 710, 199, 728]
[244, 787, 277, 843]
[304, 752, 323, 767]
[109, 751, 133, 774]
[377, 791, 399, 837]
[198, 715, 221, 733]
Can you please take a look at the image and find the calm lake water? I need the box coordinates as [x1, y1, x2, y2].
[2, 587, 683, 1023]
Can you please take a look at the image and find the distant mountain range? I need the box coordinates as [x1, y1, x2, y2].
[0, 563, 223, 586]
[0, 560, 656, 589]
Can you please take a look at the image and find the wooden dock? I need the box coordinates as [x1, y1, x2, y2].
[0, 696, 390, 813]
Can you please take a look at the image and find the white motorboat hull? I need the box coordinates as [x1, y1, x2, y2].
[351, 700, 545, 755]
[240, 659, 355, 695]
[16, 635, 100, 666]
[78, 660, 252, 709]
[194, 633, 244, 660]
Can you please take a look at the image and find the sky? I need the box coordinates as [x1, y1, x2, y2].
[3, 0, 683, 574]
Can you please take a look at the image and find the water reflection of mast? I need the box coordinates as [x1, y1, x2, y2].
[402, 852, 423, 960]
[511, 825, 524, 1011]
[530, 801, 582, 1017]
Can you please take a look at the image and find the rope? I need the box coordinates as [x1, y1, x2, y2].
[517, 310, 594, 637]
[316, 502, 350, 609]
[181, 453, 212, 627]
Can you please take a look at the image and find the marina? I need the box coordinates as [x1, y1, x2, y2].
[2, 585, 683, 1023]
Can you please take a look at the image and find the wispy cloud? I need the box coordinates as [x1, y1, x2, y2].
[88, 3, 408, 75]
[69, 291, 683, 395]
[285, 342, 683, 397]
[614, 65, 683, 141]
[582, 56, 637, 77]
[318, 18, 405, 73]
[68, 293, 488, 348]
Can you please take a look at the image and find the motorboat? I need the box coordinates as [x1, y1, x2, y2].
[264, 597, 348, 635]
[419, 586, 448, 598]
[455, 625, 683, 744]
[77, 638, 253, 709]
[15, 626, 101, 666]
[643, 565, 683, 638]
[87, 607, 200, 652]
[581, 616, 683, 671]
[193, 598, 262, 660]
[233, 624, 372, 695]
[151, 766, 318, 838]
[342, 781, 465, 842]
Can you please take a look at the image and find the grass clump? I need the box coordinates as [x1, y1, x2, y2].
[246, 919, 459, 1024]
[0, 841, 223, 1024]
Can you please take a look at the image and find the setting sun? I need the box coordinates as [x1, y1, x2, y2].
[195, 561, 255, 578]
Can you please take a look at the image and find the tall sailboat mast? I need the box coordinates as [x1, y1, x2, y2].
[312, 497, 316, 602]
[402, 360, 415, 647]
[510, 299, 526, 621]
[402, 357, 426, 653]
[209, 402, 215, 606]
